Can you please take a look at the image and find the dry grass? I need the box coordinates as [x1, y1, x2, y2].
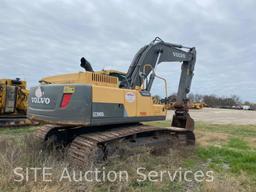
[0, 133, 201, 192]
[202, 173, 252, 192]
[195, 130, 229, 147]
[0, 134, 98, 192]
[0, 122, 256, 191]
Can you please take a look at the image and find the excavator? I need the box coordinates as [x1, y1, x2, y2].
[28, 37, 196, 164]
[0, 78, 34, 127]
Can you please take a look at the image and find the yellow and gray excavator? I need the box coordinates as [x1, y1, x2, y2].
[28, 37, 196, 164]
[0, 78, 34, 127]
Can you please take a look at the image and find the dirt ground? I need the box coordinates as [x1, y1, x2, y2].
[167, 108, 256, 125]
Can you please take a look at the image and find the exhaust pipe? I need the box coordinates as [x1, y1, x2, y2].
[80, 57, 94, 72]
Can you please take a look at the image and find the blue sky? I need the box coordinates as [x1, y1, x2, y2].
[0, 0, 255, 102]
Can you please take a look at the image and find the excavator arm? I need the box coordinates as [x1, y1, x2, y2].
[126, 37, 196, 130]
[126, 37, 196, 103]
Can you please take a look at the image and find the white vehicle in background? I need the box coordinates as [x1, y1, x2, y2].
[242, 105, 250, 110]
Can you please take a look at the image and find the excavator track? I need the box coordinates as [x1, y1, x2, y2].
[69, 125, 195, 165]
[35, 124, 195, 165]
[36, 124, 64, 140]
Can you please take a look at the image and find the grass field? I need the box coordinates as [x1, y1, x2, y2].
[0, 121, 256, 192]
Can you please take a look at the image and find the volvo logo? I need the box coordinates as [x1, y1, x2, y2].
[173, 52, 186, 59]
[31, 87, 51, 105]
[35, 87, 43, 98]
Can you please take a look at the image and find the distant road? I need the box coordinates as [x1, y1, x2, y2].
[167, 108, 256, 125]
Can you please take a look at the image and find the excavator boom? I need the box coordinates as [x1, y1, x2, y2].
[126, 37, 196, 104]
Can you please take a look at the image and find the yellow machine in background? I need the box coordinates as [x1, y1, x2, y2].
[0, 78, 34, 126]
[164, 102, 175, 110]
[165, 101, 207, 110]
[190, 102, 207, 109]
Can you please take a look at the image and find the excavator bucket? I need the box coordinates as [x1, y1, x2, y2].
[171, 113, 195, 131]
